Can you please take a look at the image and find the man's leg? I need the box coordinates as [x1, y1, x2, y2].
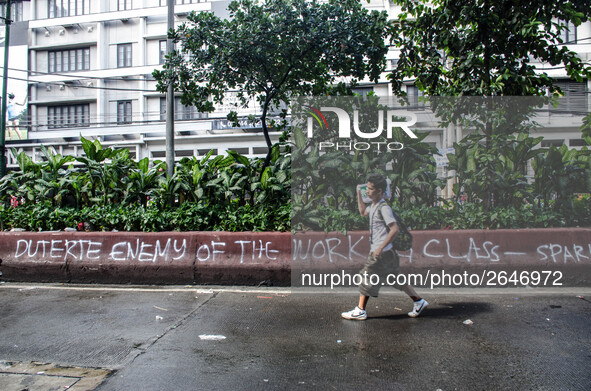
[401, 285, 421, 302]
[358, 294, 369, 310]
[342, 253, 382, 320]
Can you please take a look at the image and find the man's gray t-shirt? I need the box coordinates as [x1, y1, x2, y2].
[367, 200, 397, 253]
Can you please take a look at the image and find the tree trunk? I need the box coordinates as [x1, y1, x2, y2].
[259, 93, 274, 181]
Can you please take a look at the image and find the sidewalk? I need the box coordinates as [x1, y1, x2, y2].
[1, 284, 590, 390]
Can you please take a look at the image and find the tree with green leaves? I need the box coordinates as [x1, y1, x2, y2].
[389, 0, 591, 208]
[154, 0, 390, 171]
[390, 0, 591, 97]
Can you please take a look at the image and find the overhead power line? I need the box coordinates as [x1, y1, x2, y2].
[5, 74, 158, 92]
[5, 66, 153, 82]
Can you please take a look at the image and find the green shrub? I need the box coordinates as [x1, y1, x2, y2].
[0, 201, 292, 232]
[0, 137, 291, 232]
[2, 198, 589, 232]
[292, 199, 590, 233]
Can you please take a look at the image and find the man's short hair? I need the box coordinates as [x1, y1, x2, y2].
[367, 174, 387, 192]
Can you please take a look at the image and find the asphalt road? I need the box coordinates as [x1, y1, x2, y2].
[0, 284, 590, 391]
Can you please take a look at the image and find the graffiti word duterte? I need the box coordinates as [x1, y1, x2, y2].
[13, 238, 280, 264]
[14, 238, 187, 263]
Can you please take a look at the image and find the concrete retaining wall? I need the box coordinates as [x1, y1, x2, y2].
[293, 228, 591, 286]
[0, 232, 290, 285]
[0, 228, 590, 285]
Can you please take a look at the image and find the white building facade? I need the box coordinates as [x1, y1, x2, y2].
[1, 0, 590, 168]
[4, 0, 274, 166]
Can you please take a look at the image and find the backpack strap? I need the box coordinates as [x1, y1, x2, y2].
[369, 200, 387, 247]
[378, 202, 408, 236]
[377, 202, 396, 229]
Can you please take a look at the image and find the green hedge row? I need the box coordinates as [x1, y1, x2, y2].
[0, 202, 291, 232]
[295, 197, 591, 233]
[3, 198, 589, 233]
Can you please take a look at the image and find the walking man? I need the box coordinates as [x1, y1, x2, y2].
[342, 174, 428, 320]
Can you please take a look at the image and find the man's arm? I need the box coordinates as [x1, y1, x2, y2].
[357, 188, 368, 216]
[372, 222, 399, 257]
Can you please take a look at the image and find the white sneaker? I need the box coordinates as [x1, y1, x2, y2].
[408, 299, 428, 318]
[341, 306, 367, 320]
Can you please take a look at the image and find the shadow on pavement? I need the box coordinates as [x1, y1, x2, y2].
[369, 301, 494, 320]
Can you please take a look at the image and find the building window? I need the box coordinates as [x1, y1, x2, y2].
[160, 97, 208, 121]
[48, 0, 90, 18]
[175, 98, 198, 120]
[228, 148, 249, 155]
[160, 0, 201, 5]
[352, 87, 373, 99]
[159, 40, 167, 65]
[48, 104, 90, 129]
[407, 85, 424, 108]
[0, 1, 24, 23]
[160, 97, 166, 121]
[559, 21, 577, 44]
[48, 48, 90, 73]
[388, 59, 399, 70]
[554, 80, 587, 113]
[569, 139, 586, 147]
[118, 0, 131, 11]
[117, 101, 132, 124]
[117, 44, 132, 68]
[253, 147, 268, 155]
[198, 148, 216, 156]
[541, 140, 565, 148]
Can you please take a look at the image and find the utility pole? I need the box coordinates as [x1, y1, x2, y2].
[165, 0, 175, 178]
[0, 0, 11, 178]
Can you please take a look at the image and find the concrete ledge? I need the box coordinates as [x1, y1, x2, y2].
[292, 228, 591, 286]
[0, 232, 290, 285]
[293, 228, 591, 265]
[0, 228, 590, 285]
